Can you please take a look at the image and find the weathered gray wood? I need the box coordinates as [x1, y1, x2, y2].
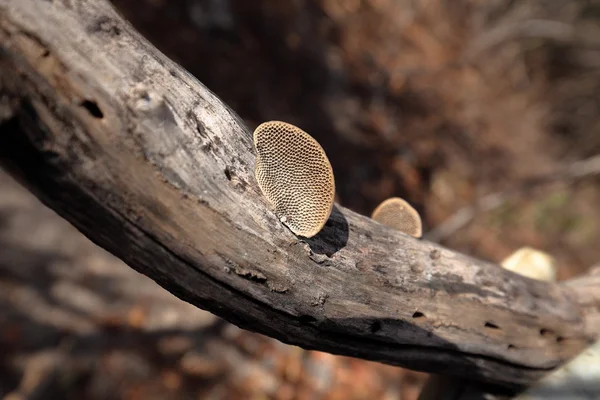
[0, 0, 598, 392]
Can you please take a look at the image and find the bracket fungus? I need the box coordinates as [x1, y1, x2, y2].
[253, 121, 335, 238]
[371, 197, 422, 238]
[501, 247, 557, 282]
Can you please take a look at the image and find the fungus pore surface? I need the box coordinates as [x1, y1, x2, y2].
[253, 121, 335, 238]
[371, 197, 422, 238]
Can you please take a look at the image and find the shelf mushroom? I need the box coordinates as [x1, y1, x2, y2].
[371, 197, 422, 238]
[253, 121, 335, 238]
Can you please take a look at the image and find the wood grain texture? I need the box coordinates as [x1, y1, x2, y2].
[0, 0, 598, 391]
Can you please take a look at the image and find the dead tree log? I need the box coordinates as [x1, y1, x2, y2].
[0, 0, 598, 391]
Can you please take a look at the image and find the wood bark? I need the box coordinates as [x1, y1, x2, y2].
[0, 0, 598, 392]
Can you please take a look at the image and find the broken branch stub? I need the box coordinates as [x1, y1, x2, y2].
[253, 121, 335, 238]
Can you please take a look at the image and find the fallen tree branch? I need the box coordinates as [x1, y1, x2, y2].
[0, 0, 598, 392]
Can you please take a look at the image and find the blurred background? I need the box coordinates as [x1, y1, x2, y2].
[2, 0, 600, 399]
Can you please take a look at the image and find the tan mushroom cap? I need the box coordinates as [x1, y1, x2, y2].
[501, 247, 557, 282]
[371, 197, 422, 238]
[253, 121, 335, 238]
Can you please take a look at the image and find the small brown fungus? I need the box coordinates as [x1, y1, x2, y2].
[253, 121, 335, 238]
[371, 197, 422, 238]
